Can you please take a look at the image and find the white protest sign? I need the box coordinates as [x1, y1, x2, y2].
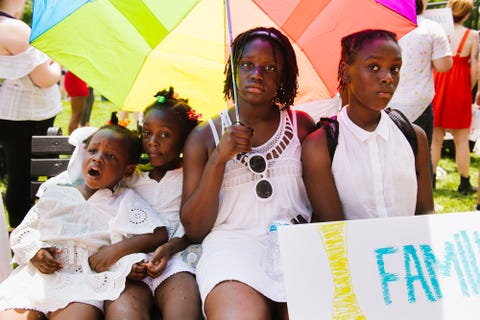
[423, 8, 454, 42]
[278, 212, 480, 320]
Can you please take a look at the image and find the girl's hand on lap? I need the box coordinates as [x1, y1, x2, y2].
[30, 247, 63, 274]
[127, 262, 148, 280]
[145, 244, 170, 278]
[88, 245, 120, 272]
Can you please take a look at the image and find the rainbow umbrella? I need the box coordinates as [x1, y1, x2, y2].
[30, 0, 416, 118]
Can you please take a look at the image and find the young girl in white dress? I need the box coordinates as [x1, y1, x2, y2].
[0, 125, 168, 320]
[181, 27, 316, 319]
[105, 87, 202, 319]
[302, 29, 434, 222]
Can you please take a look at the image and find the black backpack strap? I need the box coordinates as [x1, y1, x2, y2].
[316, 116, 339, 160]
[385, 108, 418, 157]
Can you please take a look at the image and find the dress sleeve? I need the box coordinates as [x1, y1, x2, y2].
[0, 47, 49, 79]
[10, 204, 51, 266]
[109, 189, 168, 243]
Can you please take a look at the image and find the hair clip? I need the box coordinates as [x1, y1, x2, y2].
[118, 119, 131, 128]
[187, 109, 202, 121]
[157, 95, 166, 104]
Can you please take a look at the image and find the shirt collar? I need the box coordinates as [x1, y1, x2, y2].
[339, 106, 390, 142]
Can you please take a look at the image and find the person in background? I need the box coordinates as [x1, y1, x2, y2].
[80, 86, 95, 127]
[64, 70, 89, 134]
[118, 110, 141, 132]
[431, 0, 479, 194]
[0, 124, 168, 320]
[388, 0, 453, 188]
[181, 26, 315, 319]
[302, 29, 434, 223]
[105, 87, 202, 319]
[0, 0, 62, 228]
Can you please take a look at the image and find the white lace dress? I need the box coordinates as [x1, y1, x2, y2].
[126, 169, 196, 292]
[197, 108, 312, 303]
[0, 182, 167, 314]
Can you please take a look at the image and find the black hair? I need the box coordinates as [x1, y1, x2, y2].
[85, 122, 143, 165]
[416, 0, 424, 15]
[223, 27, 298, 108]
[142, 86, 200, 143]
[337, 29, 398, 91]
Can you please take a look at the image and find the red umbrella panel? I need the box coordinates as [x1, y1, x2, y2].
[248, 0, 417, 99]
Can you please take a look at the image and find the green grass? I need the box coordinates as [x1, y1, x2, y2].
[54, 97, 138, 133]
[433, 153, 479, 213]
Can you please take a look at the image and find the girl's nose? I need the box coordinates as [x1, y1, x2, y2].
[91, 153, 103, 163]
[148, 135, 159, 146]
[250, 65, 264, 78]
[380, 70, 393, 84]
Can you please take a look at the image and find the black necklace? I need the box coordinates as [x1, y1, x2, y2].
[0, 11, 17, 19]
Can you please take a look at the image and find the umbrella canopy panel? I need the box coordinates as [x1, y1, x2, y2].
[31, 0, 416, 118]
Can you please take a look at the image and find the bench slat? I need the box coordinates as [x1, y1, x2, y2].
[31, 135, 73, 200]
[31, 158, 70, 177]
[31, 136, 74, 155]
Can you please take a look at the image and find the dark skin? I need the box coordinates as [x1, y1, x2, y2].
[31, 130, 168, 275]
[303, 37, 433, 223]
[105, 109, 201, 320]
[127, 109, 191, 279]
[181, 37, 315, 320]
[182, 38, 315, 243]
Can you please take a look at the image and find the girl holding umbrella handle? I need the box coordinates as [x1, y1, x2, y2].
[181, 27, 315, 318]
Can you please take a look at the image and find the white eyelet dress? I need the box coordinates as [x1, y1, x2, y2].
[0, 181, 167, 314]
[197, 108, 312, 304]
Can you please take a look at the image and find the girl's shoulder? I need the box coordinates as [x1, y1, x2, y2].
[0, 18, 31, 55]
[292, 108, 316, 142]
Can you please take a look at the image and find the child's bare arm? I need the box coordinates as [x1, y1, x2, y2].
[88, 226, 168, 272]
[145, 236, 191, 278]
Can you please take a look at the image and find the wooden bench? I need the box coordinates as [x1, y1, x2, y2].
[30, 133, 74, 201]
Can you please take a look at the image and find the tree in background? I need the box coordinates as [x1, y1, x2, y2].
[465, 0, 480, 30]
[21, 0, 32, 26]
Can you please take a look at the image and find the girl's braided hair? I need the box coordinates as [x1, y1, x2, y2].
[337, 29, 398, 92]
[143, 86, 200, 142]
[224, 27, 298, 108]
[85, 124, 143, 165]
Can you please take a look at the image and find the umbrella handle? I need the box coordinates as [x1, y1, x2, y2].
[225, 0, 239, 123]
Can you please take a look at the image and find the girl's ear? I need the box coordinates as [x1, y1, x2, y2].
[123, 164, 136, 178]
[339, 61, 351, 84]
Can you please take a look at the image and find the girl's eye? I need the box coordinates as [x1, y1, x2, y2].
[87, 148, 96, 155]
[106, 153, 117, 160]
[142, 131, 151, 139]
[240, 62, 254, 70]
[392, 66, 400, 74]
[368, 65, 379, 71]
[265, 64, 276, 72]
[160, 132, 169, 139]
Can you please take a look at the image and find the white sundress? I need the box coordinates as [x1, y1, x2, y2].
[197, 108, 312, 304]
[126, 169, 196, 292]
[0, 182, 167, 314]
